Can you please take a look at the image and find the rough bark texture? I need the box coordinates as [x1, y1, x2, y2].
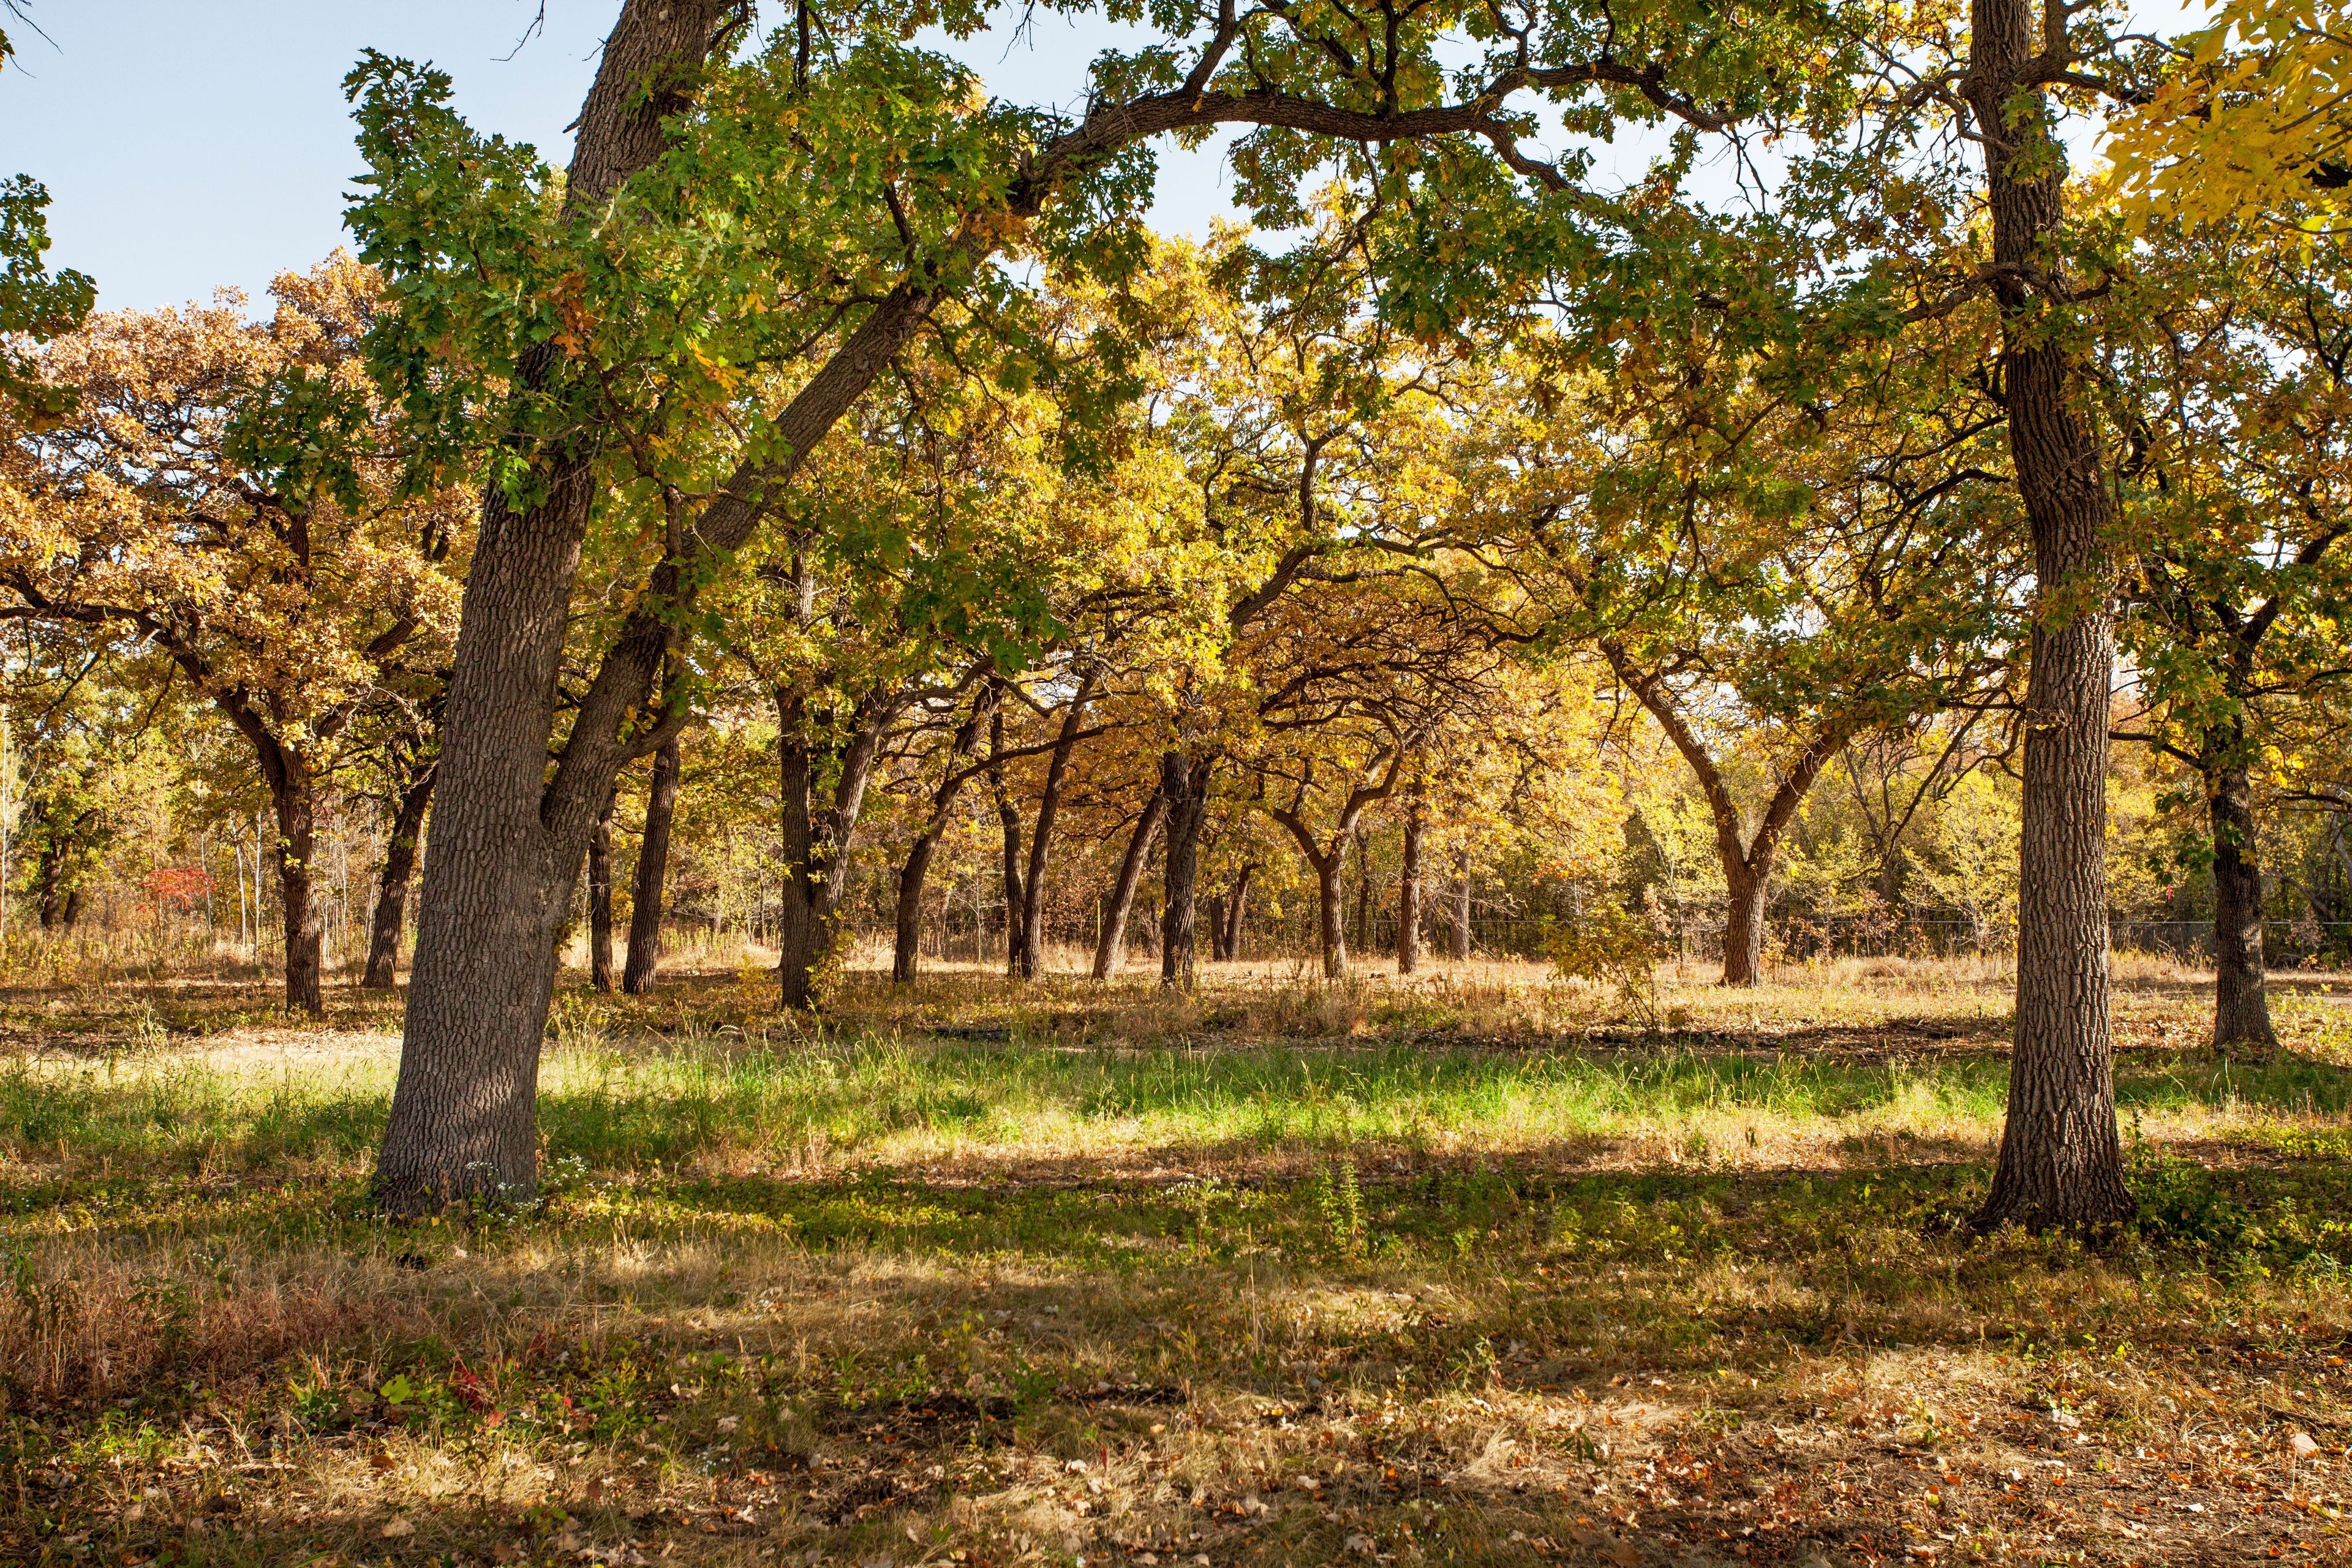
[1397, 807, 1424, 975]
[1967, 0, 2135, 1232]
[588, 785, 617, 993]
[1722, 864, 1768, 989]
[271, 771, 325, 1017]
[622, 735, 680, 995]
[1159, 752, 1213, 988]
[2209, 753, 2279, 1052]
[376, 1, 733, 1214]
[1093, 785, 1166, 979]
[363, 764, 435, 990]
[1316, 857, 1350, 981]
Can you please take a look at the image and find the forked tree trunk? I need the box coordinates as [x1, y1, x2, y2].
[1967, 0, 2135, 1232]
[1160, 751, 1213, 988]
[363, 764, 435, 990]
[622, 735, 680, 995]
[777, 688, 894, 1008]
[587, 785, 617, 993]
[2209, 750, 2278, 1052]
[893, 685, 995, 984]
[1604, 645, 1841, 992]
[1397, 807, 1424, 974]
[1017, 668, 1100, 980]
[375, 0, 733, 1215]
[1267, 752, 1411, 982]
[1093, 785, 1165, 979]
[1721, 862, 1770, 987]
[271, 771, 326, 1016]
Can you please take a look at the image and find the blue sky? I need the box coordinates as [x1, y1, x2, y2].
[2, 1, 2202, 315]
[0, 1, 1240, 312]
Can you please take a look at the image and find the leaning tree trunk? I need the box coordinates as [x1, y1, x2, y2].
[2209, 752, 2279, 1052]
[622, 734, 679, 995]
[378, 454, 602, 1208]
[1218, 864, 1256, 963]
[363, 764, 435, 990]
[1967, 0, 2135, 1231]
[892, 833, 943, 984]
[1397, 809, 1424, 975]
[1160, 751, 1212, 988]
[1093, 786, 1166, 979]
[375, 0, 731, 1215]
[587, 785, 617, 993]
[271, 771, 326, 1017]
[1720, 861, 1769, 987]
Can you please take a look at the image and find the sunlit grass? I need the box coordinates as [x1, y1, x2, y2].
[5, 957, 2351, 1565]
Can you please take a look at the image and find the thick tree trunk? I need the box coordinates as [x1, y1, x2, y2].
[1967, 0, 2133, 1232]
[1721, 863, 1768, 987]
[1160, 751, 1212, 988]
[363, 764, 435, 990]
[271, 773, 325, 1016]
[1093, 785, 1166, 979]
[375, 1, 731, 1215]
[1352, 826, 1373, 957]
[2209, 752, 2279, 1052]
[587, 785, 617, 993]
[1398, 809, 1424, 974]
[622, 734, 679, 995]
[1316, 854, 1349, 980]
[378, 453, 601, 1206]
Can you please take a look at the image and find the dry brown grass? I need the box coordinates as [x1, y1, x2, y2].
[2, 957, 2351, 1567]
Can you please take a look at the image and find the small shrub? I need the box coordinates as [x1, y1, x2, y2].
[1547, 897, 1670, 1031]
